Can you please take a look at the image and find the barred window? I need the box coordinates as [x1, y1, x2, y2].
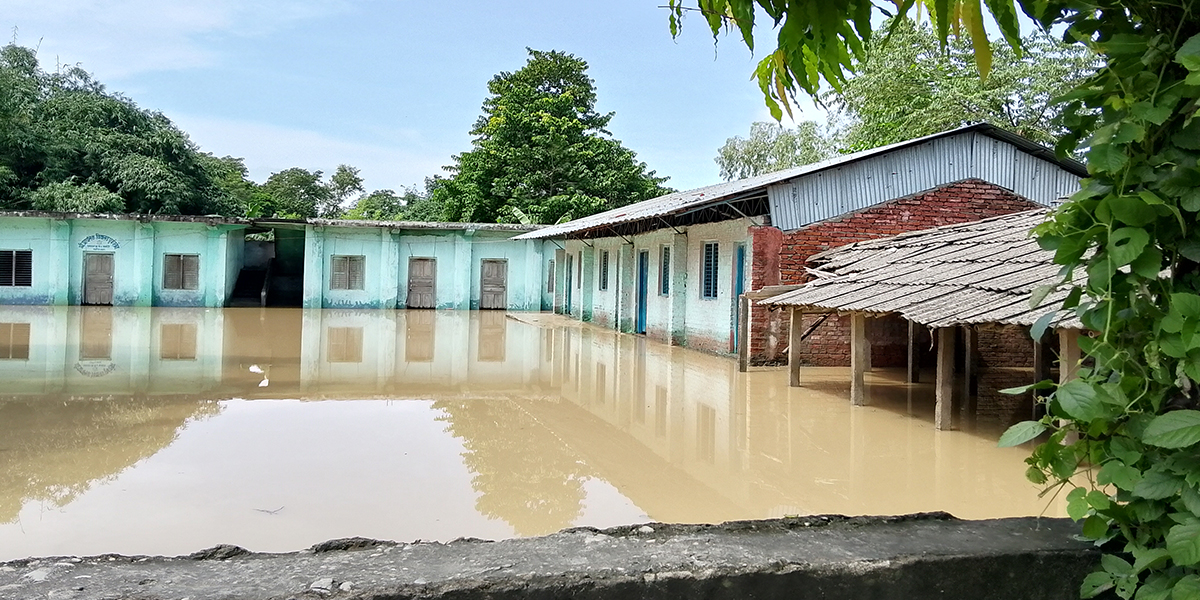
[660, 246, 670, 296]
[598, 250, 609, 291]
[576, 251, 582, 289]
[546, 260, 555, 293]
[331, 255, 365, 290]
[701, 242, 719, 299]
[0, 250, 33, 287]
[163, 254, 200, 290]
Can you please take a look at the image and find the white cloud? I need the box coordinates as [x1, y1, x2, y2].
[173, 114, 449, 193]
[2, 0, 347, 78]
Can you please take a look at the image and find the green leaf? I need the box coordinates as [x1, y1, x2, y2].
[1087, 490, 1112, 511]
[998, 420, 1048, 447]
[1131, 546, 1170, 574]
[1030, 283, 1055, 308]
[1110, 437, 1142, 465]
[1057, 379, 1103, 422]
[1089, 143, 1130, 174]
[1181, 240, 1200, 263]
[1031, 310, 1056, 342]
[1102, 553, 1134, 576]
[1174, 576, 1200, 600]
[1183, 485, 1200, 518]
[1067, 486, 1090, 520]
[1108, 195, 1157, 227]
[1000, 380, 1055, 395]
[1081, 571, 1114, 598]
[1144, 411, 1200, 449]
[1107, 227, 1150, 268]
[1099, 460, 1143, 491]
[1134, 469, 1182, 500]
[1132, 101, 1173, 125]
[1131, 246, 1164, 279]
[1177, 32, 1200, 72]
[1082, 514, 1110, 539]
[1167, 521, 1200, 565]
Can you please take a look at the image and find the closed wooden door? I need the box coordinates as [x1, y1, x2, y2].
[407, 257, 436, 309]
[479, 259, 507, 310]
[83, 253, 114, 306]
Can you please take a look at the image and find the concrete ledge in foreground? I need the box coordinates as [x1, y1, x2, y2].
[0, 513, 1097, 600]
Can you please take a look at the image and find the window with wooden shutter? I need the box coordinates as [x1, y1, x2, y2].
[0, 250, 32, 287]
[701, 242, 719, 299]
[0, 322, 30, 359]
[160, 323, 197, 360]
[331, 255, 365, 290]
[327, 327, 363, 362]
[163, 254, 200, 290]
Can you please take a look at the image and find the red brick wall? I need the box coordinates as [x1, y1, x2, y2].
[753, 179, 1043, 365]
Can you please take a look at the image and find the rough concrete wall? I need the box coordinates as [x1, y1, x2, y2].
[764, 180, 1043, 365]
[0, 515, 1096, 600]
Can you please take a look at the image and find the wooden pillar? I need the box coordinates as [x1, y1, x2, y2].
[850, 313, 868, 406]
[935, 327, 955, 430]
[788, 307, 803, 387]
[907, 320, 920, 383]
[1059, 329, 1081, 383]
[737, 295, 750, 372]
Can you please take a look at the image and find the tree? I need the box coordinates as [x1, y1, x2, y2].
[831, 21, 1098, 152]
[260, 168, 333, 219]
[0, 43, 233, 215]
[439, 49, 672, 224]
[715, 120, 835, 180]
[671, 1, 1200, 597]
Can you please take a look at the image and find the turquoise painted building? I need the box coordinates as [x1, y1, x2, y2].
[0, 212, 558, 311]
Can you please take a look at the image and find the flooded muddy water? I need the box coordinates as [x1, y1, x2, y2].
[0, 307, 1062, 560]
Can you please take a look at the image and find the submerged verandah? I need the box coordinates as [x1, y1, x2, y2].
[0, 306, 1061, 561]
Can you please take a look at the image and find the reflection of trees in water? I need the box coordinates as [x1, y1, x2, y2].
[0, 397, 220, 524]
[435, 399, 591, 536]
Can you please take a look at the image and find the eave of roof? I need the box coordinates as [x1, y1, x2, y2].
[759, 209, 1085, 330]
[514, 123, 1086, 241]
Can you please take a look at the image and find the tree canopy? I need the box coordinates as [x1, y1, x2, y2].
[0, 43, 234, 215]
[672, 1, 1200, 598]
[715, 120, 835, 180]
[435, 49, 672, 224]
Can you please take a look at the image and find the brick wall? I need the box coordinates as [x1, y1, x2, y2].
[754, 179, 1043, 365]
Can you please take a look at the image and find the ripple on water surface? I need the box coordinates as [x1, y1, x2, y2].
[0, 307, 1062, 560]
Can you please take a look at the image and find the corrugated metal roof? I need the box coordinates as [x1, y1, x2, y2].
[515, 123, 1086, 240]
[760, 209, 1085, 329]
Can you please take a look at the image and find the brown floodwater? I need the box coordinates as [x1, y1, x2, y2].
[0, 307, 1064, 560]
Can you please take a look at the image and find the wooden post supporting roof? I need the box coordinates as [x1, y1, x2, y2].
[850, 313, 868, 406]
[907, 320, 920, 384]
[935, 327, 955, 431]
[737, 295, 750, 372]
[1059, 329, 1081, 383]
[788, 307, 803, 387]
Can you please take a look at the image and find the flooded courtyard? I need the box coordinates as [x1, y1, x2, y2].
[0, 307, 1062, 561]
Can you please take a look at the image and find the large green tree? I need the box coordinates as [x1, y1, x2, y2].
[436, 49, 672, 224]
[715, 120, 836, 180]
[671, 1, 1200, 598]
[0, 43, 234, 215]
[833, 20, 1097, 152]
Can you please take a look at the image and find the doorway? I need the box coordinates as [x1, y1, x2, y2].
[564, 254, 574, 314]
[407, 257, 436, 309]
[731, 244, 746, 351]
[480, 259, 508, 310]
[83, 253, 114, 306]
[636, 250, 649, 334]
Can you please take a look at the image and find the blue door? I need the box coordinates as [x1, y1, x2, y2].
[732, 244, 746, 348]
[636, 250, 649, 334]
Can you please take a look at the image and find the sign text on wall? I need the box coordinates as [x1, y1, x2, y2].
[78, 234, 120, 251]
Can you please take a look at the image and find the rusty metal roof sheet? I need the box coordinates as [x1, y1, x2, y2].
[760, 209, 1084, 329]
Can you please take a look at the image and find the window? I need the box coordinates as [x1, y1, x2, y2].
[163, 254, 200, 290]
[598, 250, 609, 291]
[330, 255, 365, 290]
[660, 247, 670, 296]
[576, 251, 582, 289]
[327, 327, 363, 363]
[701, 242, 719, 299]
[0, 250, 32, 287]
[546, 260, 555, 293]
[0, 323, 30, 359]
[160, 323, 197, 360]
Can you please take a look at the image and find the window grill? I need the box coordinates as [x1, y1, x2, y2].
[0, 250, 33, 287]
[598, 250, 609, 291]
[660, 247, 670, 296]
[702, 242, 719, 299]
[546, 260, 555, 293]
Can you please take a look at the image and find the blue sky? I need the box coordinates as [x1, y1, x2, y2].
[4, 0, 826, 194]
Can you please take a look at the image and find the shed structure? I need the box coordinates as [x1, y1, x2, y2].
[516, 124, 1085, 361]
[759, 210, 1084, 430]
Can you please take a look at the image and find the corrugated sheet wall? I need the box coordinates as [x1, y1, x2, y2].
[767, 132, 1081, 231]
